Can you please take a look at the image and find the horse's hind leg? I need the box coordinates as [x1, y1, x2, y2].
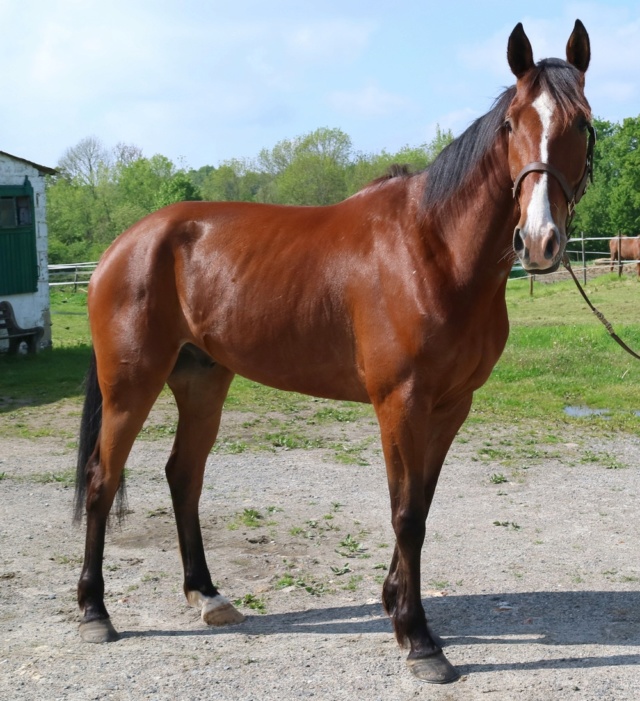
[165, 345, 244, 626]
[78, 371, 166, 643]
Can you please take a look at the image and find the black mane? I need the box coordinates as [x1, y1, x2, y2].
[423, 88, 514, 210]
[422, 58, 591, 211]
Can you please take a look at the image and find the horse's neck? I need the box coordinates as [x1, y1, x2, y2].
[434, 146, 516, 286]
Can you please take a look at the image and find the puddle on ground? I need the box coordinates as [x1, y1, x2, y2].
[564, 406, 611, 418]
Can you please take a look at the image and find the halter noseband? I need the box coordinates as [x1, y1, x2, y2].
[512, 123, 596, 231]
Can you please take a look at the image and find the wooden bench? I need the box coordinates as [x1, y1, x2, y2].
[0, 301, 44, 354]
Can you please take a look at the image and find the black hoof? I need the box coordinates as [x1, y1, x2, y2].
[406, 651, 460, 684]
[79, 617, 119, 643]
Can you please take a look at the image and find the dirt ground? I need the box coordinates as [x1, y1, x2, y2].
[1, 403, 639, 700]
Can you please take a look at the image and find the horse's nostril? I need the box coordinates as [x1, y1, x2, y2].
[544, 229, 559, 260]
[513, 228, 525, 254]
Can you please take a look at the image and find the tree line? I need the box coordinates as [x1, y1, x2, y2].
[46, 126, 452, 262]
[46, 116, 639, 263]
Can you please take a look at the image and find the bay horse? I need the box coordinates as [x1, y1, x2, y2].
[74, 21, 593, 683]
[609, 236, 640, 276]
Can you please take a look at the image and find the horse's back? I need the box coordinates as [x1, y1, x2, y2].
[88, 199, 386, 401]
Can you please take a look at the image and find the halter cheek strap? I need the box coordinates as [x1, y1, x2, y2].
[512, 124, 596, 231]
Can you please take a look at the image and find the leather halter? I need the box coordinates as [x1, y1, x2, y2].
[512, 123, 596, 231]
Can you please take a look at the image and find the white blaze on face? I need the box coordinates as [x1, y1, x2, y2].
[524, 91, 557, 236]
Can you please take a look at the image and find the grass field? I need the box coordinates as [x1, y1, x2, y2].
[1, 274, 639, 441]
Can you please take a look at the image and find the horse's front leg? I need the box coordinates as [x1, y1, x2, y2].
[374, 389, 472, 684]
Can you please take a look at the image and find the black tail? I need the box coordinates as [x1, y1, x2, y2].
[73, 349, 127, 524]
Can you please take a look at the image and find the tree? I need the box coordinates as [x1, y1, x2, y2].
[572, 116, 640, 249]
[346, 126, 454, 194]
[609, 116, 640, 235]
[154, 172, 201, 209]
[196, 159, 270, 202]
[57, 136, 111, 189]
[259, 128, 353, 205]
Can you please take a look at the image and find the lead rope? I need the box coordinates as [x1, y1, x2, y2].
[562, 254, 640, 361]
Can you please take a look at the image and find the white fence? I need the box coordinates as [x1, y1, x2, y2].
[48, 262, 98, 290]
[509, 233, 639, 285]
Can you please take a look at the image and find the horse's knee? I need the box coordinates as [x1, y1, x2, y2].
[392, 509, 426, 549]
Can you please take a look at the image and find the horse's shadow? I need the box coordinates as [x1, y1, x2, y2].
[119, 590, 640, 673]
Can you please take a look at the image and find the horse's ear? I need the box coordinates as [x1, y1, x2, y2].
[507, 23, 534, 79]
[566, 19, 590, 73]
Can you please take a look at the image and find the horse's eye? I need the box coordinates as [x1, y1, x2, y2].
[578, 118, 589, 132]
[504, 119, 513, 133]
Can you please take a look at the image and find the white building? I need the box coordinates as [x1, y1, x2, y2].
[0, 151, 56, 350]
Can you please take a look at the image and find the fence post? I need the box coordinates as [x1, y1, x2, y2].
[581, 231, 587, 284]
[529, 274, 534, 296]
[618, 231, 623, 278]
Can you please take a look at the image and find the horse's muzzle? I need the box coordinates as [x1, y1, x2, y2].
[513, 225, 564, 273]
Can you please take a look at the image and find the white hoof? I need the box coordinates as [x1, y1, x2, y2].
[187, 591, 246, 626]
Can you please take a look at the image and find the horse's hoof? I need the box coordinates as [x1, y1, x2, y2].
[188, 591, 246, 626]
[79, 618, 119, 643]
[407, 651, 460, 684]
[202, 600, 246, 626]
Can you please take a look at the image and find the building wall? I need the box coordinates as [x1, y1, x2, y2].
[0, 153, 51, 350]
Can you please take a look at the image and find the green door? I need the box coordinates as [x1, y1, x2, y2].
[0, 178, 38, 295]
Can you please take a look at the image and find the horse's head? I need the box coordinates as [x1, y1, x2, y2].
[506, 20, 593, 273]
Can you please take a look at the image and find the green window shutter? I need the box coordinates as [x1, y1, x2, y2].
[0, 179, 38, 294]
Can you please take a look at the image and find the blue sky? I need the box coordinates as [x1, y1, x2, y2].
[2, 1, 639, 170]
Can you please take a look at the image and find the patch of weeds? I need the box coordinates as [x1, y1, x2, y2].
[32, 469, 75, 485]
[336, 533, 367, 558]
[493, 521, 521, 530]
[343, 575, 363, 591]
[429, 580, 450, 590]
[140, 423, 177, 439]
[275, 574, 296, 589]
[212, 439, 248, 454]
[330, 563, 352, 576]
[265, 431, 324, 451]
[0, 472, 6, 481]
[141, 572, 167, 583]
[490, 473, 508, 484]
[49, 553, 82, 566]
[373, 563, 388, 571]
[290, 518, 338, 540]
[478, 446, 510, 461]
[331, 439, 372, 466]
[234, 594, 267, 614]
[147, 507, 170, 518]
[311, 406, 360, 424]
[239, 508, 263, 528]
[604, 456, 627, 470]
[580, 450, 626, 469]
[274, 574, 326, 596]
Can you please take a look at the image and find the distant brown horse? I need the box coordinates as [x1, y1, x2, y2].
[74, 21, 593, 684]
[610, 236, 640, 275]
